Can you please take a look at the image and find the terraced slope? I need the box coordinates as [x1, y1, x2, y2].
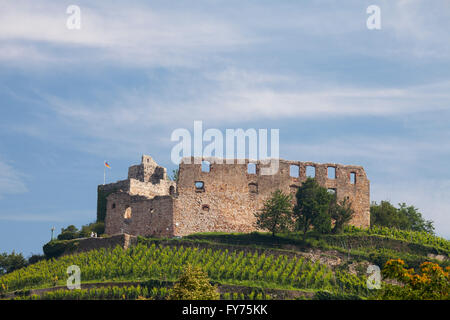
[0, 242, 368, 299]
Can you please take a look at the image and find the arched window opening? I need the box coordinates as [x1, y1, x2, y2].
[124, 207, 132, 219]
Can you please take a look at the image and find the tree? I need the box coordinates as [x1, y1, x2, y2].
[254, 189, 293, 236]
[0, 251, 27, 275]
[378, 259, 449, 300]
[370, 201, 402, 229]
[57, 221, 106, 240]
[27, 254, 45, 265]
[57, 225, 80, 240]
[168, 264, 220, 300]
[329, 197, 354, 234]
[79, 221, 105, 238]
[294, 178, 333, 235]
[370, 201, 434, 234]
[398, 203, 434, 234]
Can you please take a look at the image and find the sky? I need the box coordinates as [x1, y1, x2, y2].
[0, 0, 449, 256]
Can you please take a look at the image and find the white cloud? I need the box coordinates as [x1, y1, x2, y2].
[42, 68, 450, 124]
[386, 0, 449, 41]
[7, 67, 444, 160]
[0, 1, 250, 67]
[0, 160, 27, 198]
[3, 0, 450, 69]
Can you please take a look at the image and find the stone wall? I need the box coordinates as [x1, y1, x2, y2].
[98, 155, 176, 224]
[61, 233, 138, 256]
[100, 155, 370, 238]
[105, 192, 174, 237]
[172, 157, 370, 236]
[129, 178, 175, 199]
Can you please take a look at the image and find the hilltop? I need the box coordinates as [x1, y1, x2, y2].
[1, 226, 448, 300]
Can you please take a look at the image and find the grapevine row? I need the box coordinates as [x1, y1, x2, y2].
[1, 243, 367, 295]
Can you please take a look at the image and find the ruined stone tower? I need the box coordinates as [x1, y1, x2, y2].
[98, 155, 370, 237]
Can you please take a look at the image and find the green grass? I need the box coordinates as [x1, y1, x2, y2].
[185, 227, 449, 253]
[182, 228, 449, 270]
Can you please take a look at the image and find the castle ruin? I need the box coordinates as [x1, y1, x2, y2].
[98, 155, 370, 237]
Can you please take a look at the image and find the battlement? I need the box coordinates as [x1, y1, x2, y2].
[178, 156, 367, 189]
[128, 155, 168, 183]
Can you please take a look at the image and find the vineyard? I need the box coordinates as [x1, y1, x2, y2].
[180, 228, 449, 272]
[2, 226, 447, 300]
[13, 285, 276, 300]
[184, 227, 450, 255]
[343, 226, 450, 251]
[0, 243, 368, 298]
[14, 285, 170, 300]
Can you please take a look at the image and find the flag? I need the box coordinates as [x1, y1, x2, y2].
[104, 161, 111, 168]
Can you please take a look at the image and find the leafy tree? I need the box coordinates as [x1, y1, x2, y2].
[378, 259, 449, 300]
[254, 189, 293, 236]
[57, 221, 105, 241]
[57, 225, 79, 240]
[371, 201, 434, 234]
[0, 251, 27, 275]
[27, 254, 45, 265]
[329, 197, 354, 234]
[294, 178, 333, 235]
[168, 264, 220, 300]
[398, 203, 434, 234]
[371, 201, 399, 228]
[79, 222, 105, 238]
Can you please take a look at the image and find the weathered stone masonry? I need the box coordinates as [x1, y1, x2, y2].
[99, 155, 370, 237]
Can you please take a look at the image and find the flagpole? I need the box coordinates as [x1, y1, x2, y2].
[104, 160, 106, 185]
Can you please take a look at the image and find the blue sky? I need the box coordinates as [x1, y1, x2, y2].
[1, 0, 450, 256]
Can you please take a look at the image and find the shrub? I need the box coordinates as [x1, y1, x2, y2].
[168, 264, 220, 300]
[378, 259, 449, 300]
[57, 225, 79, 241]
[27, 254, 45, 265]
[42, 240, 77, 259]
